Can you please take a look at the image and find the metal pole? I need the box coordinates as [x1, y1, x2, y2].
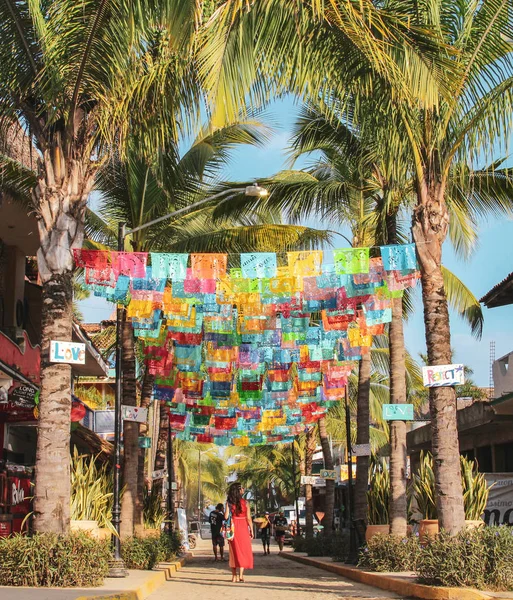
[292, 437, 301, 537]
[197, 449, 201, 519]
[110, 222, 126, 577]
[345, 385, 358, 564]
[167, 424, 175, 534]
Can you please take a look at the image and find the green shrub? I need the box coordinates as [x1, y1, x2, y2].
[358, 534, 422, 572]
[0, 532, 110, 587]
[121, 532, 182, 570]
[417, 527, 513, 591]
[292, 534, 307, 552]
[367, 457, 389, 525]
[143, 487, 167, 530]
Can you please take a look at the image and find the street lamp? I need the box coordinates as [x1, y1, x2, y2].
[109, 184, 268, 576]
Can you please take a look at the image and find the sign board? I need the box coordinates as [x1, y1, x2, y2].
[8, 383, 38, 408]
[138, 436, 151, 448]
[353, 443, 371, 457]
[50, 341, 86, 365]
[122, 405, 148, 423]
[300, 475, 326, 487]
[171, 481, 178, 491]
[422, 364, 464, 387]
[382, 404, 414, 421]
[483, 475, 513, 526]
[320, 469, 337, 480]
[152, 469, 167, 480]
[177, 508, 189, 550]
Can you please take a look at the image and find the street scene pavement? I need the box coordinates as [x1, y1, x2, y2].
[148, 539, 407, 600]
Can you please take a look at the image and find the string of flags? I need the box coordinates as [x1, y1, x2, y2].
[74, 245, 420, 446]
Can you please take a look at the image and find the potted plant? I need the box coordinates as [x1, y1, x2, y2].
[412, 452, 491, 540]
[412, 451, 438, 540]
[366, 457, 390, 541]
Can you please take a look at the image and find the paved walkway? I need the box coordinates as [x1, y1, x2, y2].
[148, 539, 408, 599]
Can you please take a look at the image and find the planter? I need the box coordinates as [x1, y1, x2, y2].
[464, 519, 484, 529]
[70, 520, 100, 537]
[139, 528, 160, 538]
[418, 519, 439, 541]
[365, 524, 389, 542]
[97, 527, 113, 540]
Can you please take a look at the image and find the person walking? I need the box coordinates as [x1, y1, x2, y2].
[260, 512, 271, 555]
[274, 510, 288, 552]
[209, 503, 226, 562]
[225, 482, 253, 582]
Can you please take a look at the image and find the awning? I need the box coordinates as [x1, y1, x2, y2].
[71, 323, 110, 377]
[480, 271, 513, 308]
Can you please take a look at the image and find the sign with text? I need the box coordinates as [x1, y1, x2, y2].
[422, 364, 464, 387]
[320, 469, 337, 480]
[50, 341, 86, 365]
[483, 475, 513, 526]
[353, 443, 371, 457]
[382, 404, 414, 421]
[122, 405, 148, 423]
[152, 469, 167, 480]
[301, 475, 326, 487]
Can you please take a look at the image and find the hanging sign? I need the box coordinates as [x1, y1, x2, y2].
[352, 443, 371, 457]
[9, 384, 38, 408]
[382, 404, 414, 421]
[138, 436, 151, 448]
[122, 405, 148, 423]
[301, 475, 326, 487]
[422, 364, 464, 387]
[152, 469, 167, 480]
[50, 341, 86, 365]
[320, 469, 337, 480]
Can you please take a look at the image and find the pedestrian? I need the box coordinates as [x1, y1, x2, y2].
[274, 510, 288, 552]
[260, 512, 271, 555]
[225, 482, 254, 582]
[209, 503, 226, 562]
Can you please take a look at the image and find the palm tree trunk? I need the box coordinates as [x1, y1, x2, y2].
[135, 369, 155, 535]
[33, 164, 92, 534]
[412, 189, 465, 534]
[389, 296, 408, 536]
[33, 272, 73, 533]
[354, 353, 371, 523]
[386, 212, 408, 536]
[120, 321, 142, 538]
[318, 417, 334, 535]
[153, 401, 169, 503]
[305, 427, 316, 539]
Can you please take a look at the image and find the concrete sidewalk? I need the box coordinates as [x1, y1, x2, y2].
[0, 555, 190, 600]
[280, 551, 513, 600]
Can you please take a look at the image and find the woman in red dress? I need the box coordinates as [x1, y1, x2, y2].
[225, 482, 254, 582]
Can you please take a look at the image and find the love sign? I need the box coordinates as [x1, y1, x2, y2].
[50, 341, 86, 365]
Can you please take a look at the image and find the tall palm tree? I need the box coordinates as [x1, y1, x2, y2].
[89, 120, 331, 536]
[373, 0, 513, 533]
[0, 0, 214, 533]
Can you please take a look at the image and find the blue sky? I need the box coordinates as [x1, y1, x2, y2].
[80, 96, 513, 386]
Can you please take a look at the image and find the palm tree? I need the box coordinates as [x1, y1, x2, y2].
[233, 99, 487, 534]
[88, 120, 331, 536]
[376, 0, 513, 533]
[0, 0, 214, 533]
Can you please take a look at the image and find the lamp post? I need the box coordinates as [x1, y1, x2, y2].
[344, 384, 358, 564]
[109, 184, 268, 575]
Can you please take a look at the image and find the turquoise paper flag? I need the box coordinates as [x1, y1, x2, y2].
[150, 253, 188, 280]
[240, 252, 277, 278]
[380, 244, 417, 271]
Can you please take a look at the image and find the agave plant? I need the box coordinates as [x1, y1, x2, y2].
[367, 457, 390, 526]
[461, 455, 491, 521]
[70, 448, 116, 534]
[143, 486, 167, 530]
[411, 451, 437, 520]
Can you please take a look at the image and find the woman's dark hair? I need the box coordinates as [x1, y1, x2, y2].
[227, 482, 243, 515]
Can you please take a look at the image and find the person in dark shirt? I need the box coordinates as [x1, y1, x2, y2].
[260, 512, 271, 555]
[274, 511, 288, 551]
[209, 503, 226, 561]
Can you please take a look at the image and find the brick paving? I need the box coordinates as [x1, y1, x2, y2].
[148, 539, 408, 599]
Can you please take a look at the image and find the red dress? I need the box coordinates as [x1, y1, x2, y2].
[228, 499, 254, 569]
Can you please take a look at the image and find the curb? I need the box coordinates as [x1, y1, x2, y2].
[76, 553, 192, 600]
[280, 552, 496, 600]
